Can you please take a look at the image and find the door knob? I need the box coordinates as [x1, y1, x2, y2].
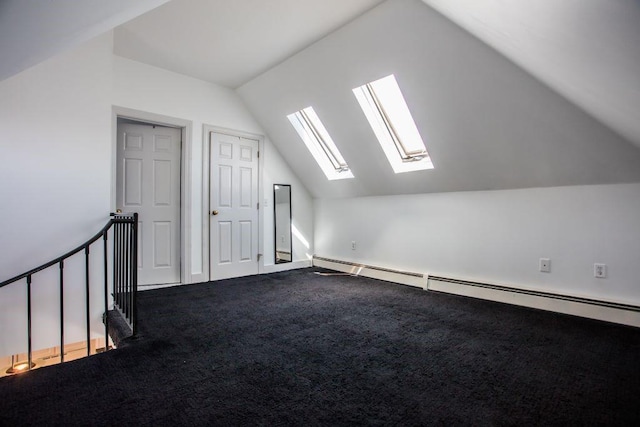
[211, 210, 219, 216]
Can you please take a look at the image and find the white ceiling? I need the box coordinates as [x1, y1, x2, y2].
[0, 0, 170, 82]
[110, 0, 640, 149]
[114, 0, 384, 88]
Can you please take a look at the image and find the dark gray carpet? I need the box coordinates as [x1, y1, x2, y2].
[1, 268, 639, 426]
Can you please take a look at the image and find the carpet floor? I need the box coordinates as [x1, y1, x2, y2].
[1, 268, 640, 426]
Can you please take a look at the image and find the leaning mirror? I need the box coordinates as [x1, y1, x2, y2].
[274, 184, 292, 263]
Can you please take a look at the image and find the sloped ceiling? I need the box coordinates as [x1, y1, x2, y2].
[0, 0, 170, 81]
[423, 0, 640, 150]
[4, 0, 639, 200]
[237, 0, 640, 198]
[114, 0, 384, 88]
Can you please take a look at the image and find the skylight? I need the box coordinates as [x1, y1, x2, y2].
[287, 106, 354, 180]
[353, 74, 433, 174]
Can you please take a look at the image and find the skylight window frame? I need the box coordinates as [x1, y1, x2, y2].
[353, 74, 433, 174]
[287, 106, 354, 181]
[364, 84, 428, 161]
[298, 108, 349, 173]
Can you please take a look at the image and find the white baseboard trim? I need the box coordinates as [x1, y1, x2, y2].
[139, 261, 311, 291]
[187, 272, 208, 286]
[138, 282, 183, 291]
[428, 276, 640, 328]
[262, 259, 312, 274]
[312, 256, 424, 288]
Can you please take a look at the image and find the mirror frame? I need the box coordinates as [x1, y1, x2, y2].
[273, 184, 292, 264]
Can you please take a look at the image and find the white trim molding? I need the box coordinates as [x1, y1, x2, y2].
[111, 106, 194, 285]
[263, 260, 312, 274]
[202, 124, 265, 282]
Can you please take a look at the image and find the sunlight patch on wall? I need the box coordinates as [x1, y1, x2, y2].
[292, 224, 310, 249]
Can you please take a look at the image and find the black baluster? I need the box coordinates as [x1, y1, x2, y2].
[116, 222, 121, 310]
[59, 261, 65, 363]
[27, 275, 32, 371]
[103, 230, 109, 352]
[120, 221, 125, 312]
[128, 218, 133, 327]
[132, 213, 139, 336]
[85, 246, 90, 357]
[125, 218, 130, 322]
[114, 222, 118, 309]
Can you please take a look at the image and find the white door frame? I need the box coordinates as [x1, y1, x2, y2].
[203, 124, 265, 281]
[111, 106, 194, 285]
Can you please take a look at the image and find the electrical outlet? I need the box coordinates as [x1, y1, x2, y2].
[351, 241, 356, 250]
[539, 258, 551, 273]
[594, 263, 607, 279]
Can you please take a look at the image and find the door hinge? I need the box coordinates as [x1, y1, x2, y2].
[257, 253, 263, 261]
[257, 202, 259, 210]
[257, 151, 260, 158]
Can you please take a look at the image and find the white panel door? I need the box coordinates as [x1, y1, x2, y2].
[209, 132, 259, 280]
[116, 122, 181, 285]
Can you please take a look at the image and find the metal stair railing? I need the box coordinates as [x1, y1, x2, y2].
[0, 213, 138, 372]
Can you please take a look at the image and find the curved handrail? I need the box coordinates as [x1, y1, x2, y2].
[0, 213, 135, 289]
[1, 212, 138, 374]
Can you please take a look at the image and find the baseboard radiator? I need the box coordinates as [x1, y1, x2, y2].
[312, 256, 640, 328]
[428, 276, 640, 328]
[312, 256, 424, 288]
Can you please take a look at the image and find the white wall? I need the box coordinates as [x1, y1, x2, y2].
[113, 55, 263, 281]
[112, 55, 314, 275]
[0, 32, 314, 357]
[315, 183, 640, 305]
[0, 33, 115, 357]
[262, 144, 314, 266]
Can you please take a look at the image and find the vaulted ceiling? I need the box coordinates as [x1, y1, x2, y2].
[0, 0, 171, 81]
[423, 0, 640, 154]
[237, 0, 640, 198]
[3, 0, 640, 199]
[114, 0, 385, 88]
